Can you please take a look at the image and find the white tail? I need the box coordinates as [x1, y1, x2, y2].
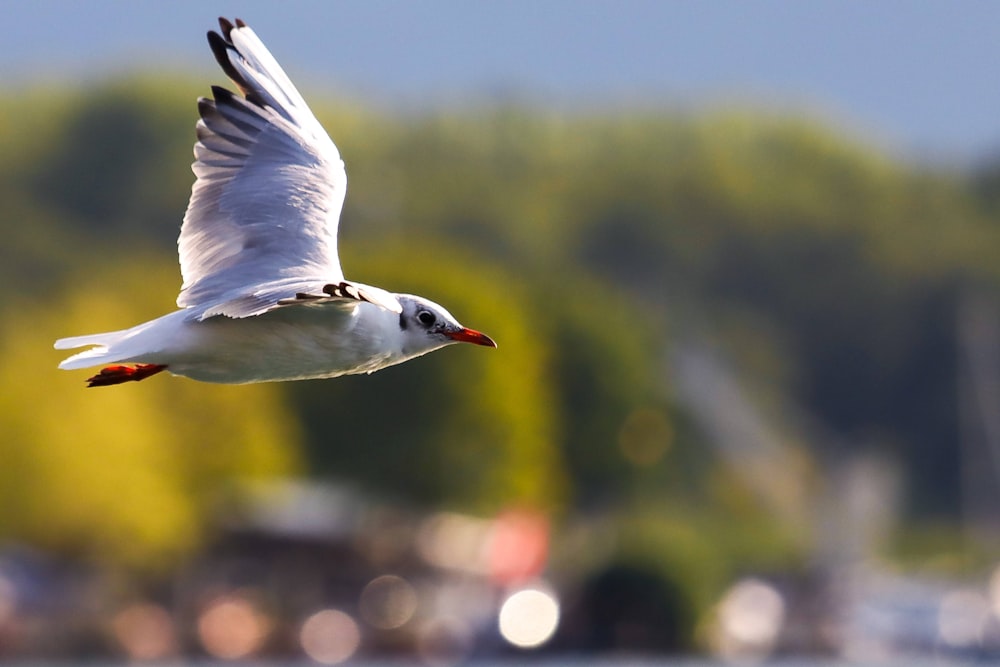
[55, 311, 185, 372]
[55, 329, 131, 370]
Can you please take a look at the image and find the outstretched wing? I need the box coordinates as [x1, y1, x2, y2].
[177, 18, 347, 318]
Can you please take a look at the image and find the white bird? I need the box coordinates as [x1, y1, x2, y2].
[55, 17, 495, 387]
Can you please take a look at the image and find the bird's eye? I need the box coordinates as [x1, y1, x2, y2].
[417, 310, 436, 327]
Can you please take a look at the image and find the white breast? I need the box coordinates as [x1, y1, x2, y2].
[164, 303, 405, 384]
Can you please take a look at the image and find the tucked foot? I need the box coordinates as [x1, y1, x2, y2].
[86, 364, 168, 388]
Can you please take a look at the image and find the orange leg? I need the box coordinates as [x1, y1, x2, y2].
[86, 364, 168, 388]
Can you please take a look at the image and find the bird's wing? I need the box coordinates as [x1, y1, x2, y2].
[201, 278, 401, 319]
[177, 18, 349, 319]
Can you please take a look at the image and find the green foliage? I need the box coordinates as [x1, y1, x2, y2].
[0, 259, 301, 571]
[540, 274, 665, 507]
[1, 76, 998, 604]
[290, 239, 567, 513]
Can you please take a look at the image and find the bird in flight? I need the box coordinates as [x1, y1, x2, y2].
[55, 18, 495, 387]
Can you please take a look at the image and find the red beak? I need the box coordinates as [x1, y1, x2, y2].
[446, 327, 497, 348]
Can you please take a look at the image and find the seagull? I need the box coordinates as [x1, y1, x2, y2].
[55, 17, 496, 387]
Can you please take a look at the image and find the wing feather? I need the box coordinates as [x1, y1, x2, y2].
[177, 18, 348, 318]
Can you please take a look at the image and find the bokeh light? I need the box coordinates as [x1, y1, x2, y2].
[196, 592, 271, 660]
[713, 578, 785, 660]
[486, 511, 550, 585]
[618, 406, 673, 466]
[110, 602, 177, 661]
[359, 574, 419, 630]
[299, 609, 361, 665]
[416, 512, 492, 573]
[497, 587, 560, 649]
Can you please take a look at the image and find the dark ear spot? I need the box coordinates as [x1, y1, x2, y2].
[399, 312, 408, 330]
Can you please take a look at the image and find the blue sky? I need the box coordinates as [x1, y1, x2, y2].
[4, 0, 1000, 163]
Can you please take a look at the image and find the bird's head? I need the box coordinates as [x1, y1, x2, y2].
[396, 294, 496, 356]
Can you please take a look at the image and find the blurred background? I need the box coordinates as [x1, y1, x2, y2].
[2, 0, 1000, 663]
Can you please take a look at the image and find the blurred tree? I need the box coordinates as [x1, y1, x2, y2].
[541, 274, 667, 508]
[0, 259, 302, 571]
[288, 239, 567, 513]
[25, 80, 197, 247]
[2, 79, 998, 566]
[559, 114, 997, 519]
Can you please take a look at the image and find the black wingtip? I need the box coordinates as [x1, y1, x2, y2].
[210, 85, 236, 102]
[218, 17, 235, 39]
[235, 18, 247, 29]
[207, 29, 229, 62]
[207, 29, 251, 96]
[196, 96, 217, 119]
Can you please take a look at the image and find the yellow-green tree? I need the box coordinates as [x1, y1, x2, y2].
[290, 239, 567, 514]
[0, 258, 302, 571]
